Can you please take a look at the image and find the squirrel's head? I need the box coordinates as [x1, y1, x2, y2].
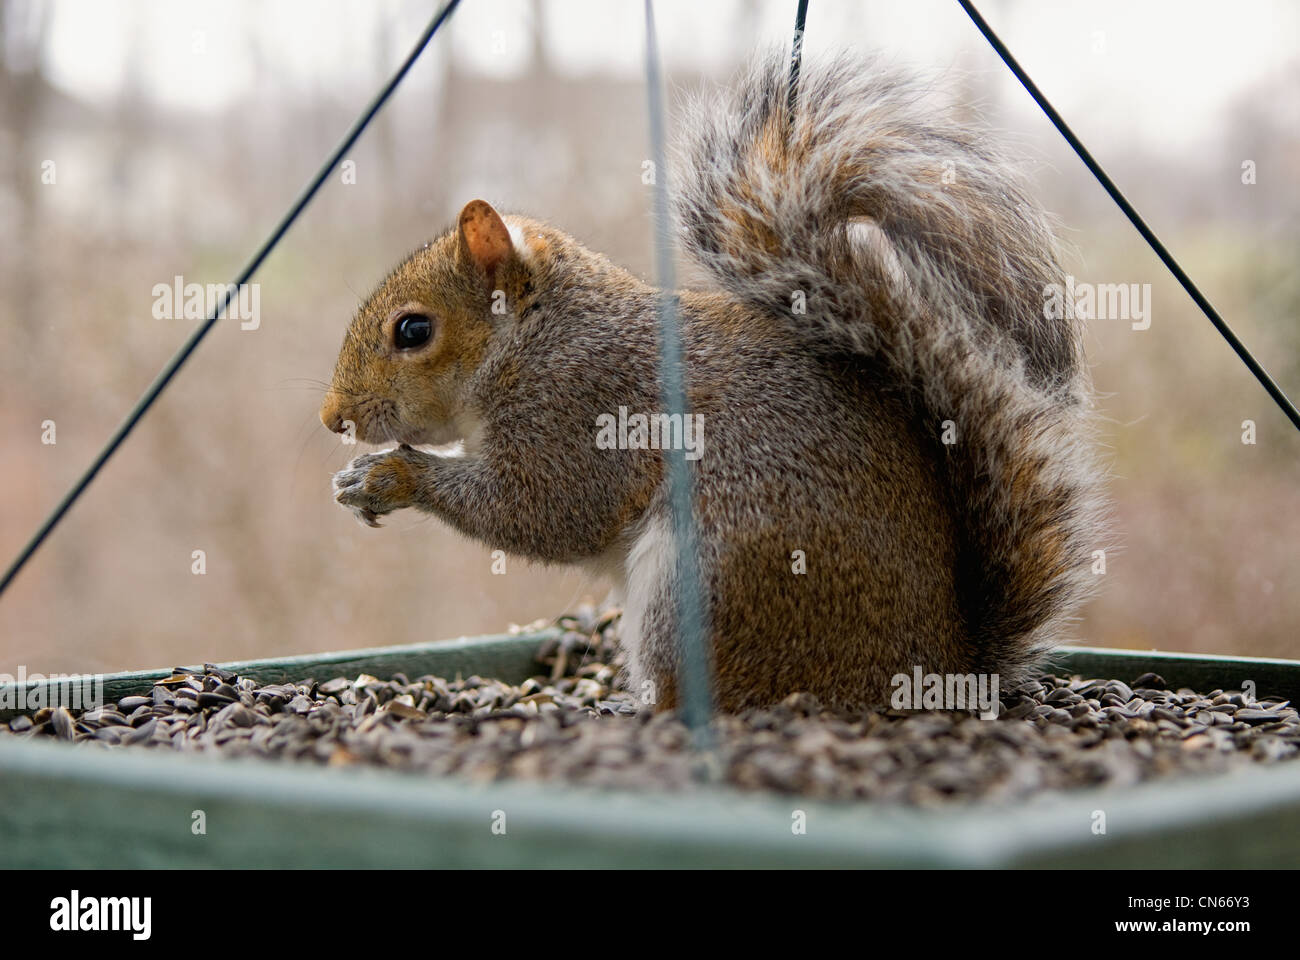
[320, 199, 533, 446]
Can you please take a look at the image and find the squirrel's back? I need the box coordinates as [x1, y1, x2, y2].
[659, 52, 1106, 702]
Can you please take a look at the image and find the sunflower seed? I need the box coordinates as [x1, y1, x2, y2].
[4, 614, 1298, 809]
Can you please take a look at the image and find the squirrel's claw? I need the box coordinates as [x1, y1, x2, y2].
[351, 506, 383, 528]
[332, 447, 427, 527]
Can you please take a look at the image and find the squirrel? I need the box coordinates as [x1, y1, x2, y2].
[319, 53, 1106, 714]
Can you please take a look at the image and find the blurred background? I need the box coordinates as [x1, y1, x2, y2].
[1, 0, 1297, 674]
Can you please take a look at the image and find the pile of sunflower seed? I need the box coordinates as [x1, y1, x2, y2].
[3, 610, 1298, 806]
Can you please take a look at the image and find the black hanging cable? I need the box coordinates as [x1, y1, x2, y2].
[0, 0, 463, 601]
[643, 0, 714, 740]
[958, 0, 1300, 432]
[787, 0, 809, 125]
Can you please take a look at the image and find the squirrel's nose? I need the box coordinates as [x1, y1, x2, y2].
[319, 393, 347, 434]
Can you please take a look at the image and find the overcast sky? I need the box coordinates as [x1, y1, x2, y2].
[31, 0, 1300, 152]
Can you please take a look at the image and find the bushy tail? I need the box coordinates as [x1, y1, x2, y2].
[673, 53, 1106, 677]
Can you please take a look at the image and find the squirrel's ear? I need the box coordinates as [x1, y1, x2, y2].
[457, 199, 514, 281]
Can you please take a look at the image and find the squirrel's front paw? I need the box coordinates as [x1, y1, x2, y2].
[331, 445, 431, 528]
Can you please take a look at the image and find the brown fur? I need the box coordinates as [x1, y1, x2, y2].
[321, 53, 1107, 713]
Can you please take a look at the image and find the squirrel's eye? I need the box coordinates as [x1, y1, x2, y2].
[394, 314, 433, 350]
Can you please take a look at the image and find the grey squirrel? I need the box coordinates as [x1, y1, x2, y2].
[319, 53, 1106, 712]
